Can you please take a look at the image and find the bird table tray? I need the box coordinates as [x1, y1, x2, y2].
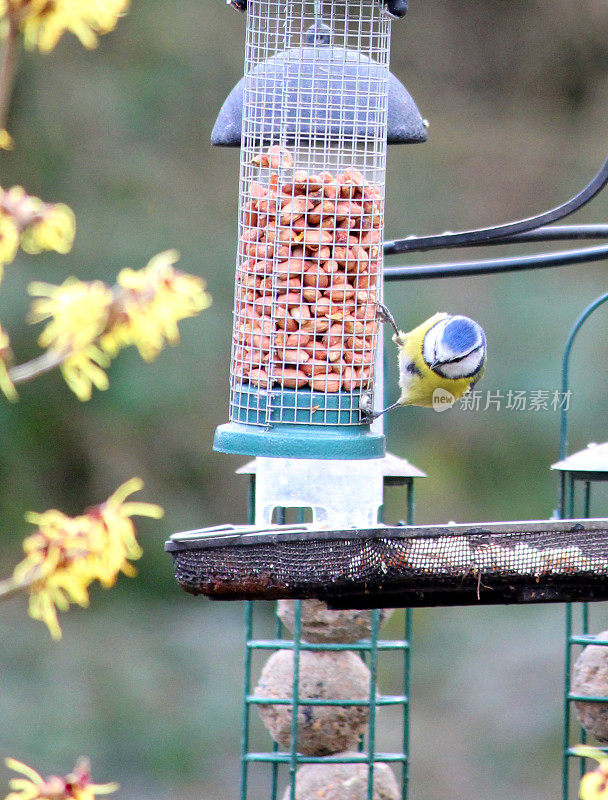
[166, 519, 608, 608]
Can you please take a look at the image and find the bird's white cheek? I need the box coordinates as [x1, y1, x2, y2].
[438, 351, 484, 380]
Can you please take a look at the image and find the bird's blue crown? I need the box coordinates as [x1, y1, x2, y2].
[441, 316, 484, 355]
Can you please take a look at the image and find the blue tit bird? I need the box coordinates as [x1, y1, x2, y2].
[379, 0, 408, 19]
[226, 0, 247, 12]
[360, 303, 487, 421]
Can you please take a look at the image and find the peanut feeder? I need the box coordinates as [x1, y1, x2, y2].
[213, 0, 425, 465]
[212, 0, 425, 523]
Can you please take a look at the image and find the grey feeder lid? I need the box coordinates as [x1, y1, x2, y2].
[552, 442, 608, 479]
[211, 45, 427, 147]
[235, 451, 426, 478]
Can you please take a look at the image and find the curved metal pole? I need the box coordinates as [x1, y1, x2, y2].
[383, 154, 608, 254]
[384, 241, 608, 281]
[384, 225, 608, 255]
[559, 290, 608, 461]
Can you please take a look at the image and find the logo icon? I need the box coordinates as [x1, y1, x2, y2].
[432, 387, 456, 412]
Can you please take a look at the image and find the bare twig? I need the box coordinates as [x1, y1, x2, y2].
[0, 575, 26, 600]
[0, 15, 18, 135]
[9, 349, 67, 384]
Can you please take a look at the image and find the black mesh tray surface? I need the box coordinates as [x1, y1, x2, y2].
[165, 519, 608, 608]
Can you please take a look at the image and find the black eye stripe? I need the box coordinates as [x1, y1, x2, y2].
[429, 346, 486, 379]
[441, 344, 484, 365]
[423, 341, 484, 368]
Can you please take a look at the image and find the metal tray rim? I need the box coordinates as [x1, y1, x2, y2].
[165, 517, 608, 552]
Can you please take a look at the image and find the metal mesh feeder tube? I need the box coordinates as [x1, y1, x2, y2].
[212, 0, 426, 460]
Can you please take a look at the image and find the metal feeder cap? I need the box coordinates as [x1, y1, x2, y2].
[552, 441, 608, 477]
[211, 45, 427, 146]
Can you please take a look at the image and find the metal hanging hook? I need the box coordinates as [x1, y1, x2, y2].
[384, 150, 608, 255]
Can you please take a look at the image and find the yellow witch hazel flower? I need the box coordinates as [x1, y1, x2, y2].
[24, 253, 209, 400]
[29, 275, 111, 342]
[28, 277, 113, 399]
[2, 0, 130, 52]
[12, 479, 162, 639]
[0, 212, 19, 282]
[0, 129, 14, 150]
[59, 344, 111, 401]
[573, 746, 608, 800]
[1, 186, 76, 256]
[85, 478, 163, 586]
[19, 202, 75, 255]
[101, 249, 212, 361]
[5, 756, 118, 800]
[0, 324, 17, 401]
[16, 510, 100, 640]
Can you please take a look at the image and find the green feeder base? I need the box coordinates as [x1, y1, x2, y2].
[214, 421, 384, 459]
[214, 385, 385, 459]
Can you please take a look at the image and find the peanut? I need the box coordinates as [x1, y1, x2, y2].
[360, 230, 380, 246]
[279, 349, 310, 365]
[290, 171, 324, 193]
[276, 258, 307, 277]
[301, 360, 332, 378]
[300, 317, 330, 334]
[312, 376, 341, 393]
[249, 368, 270, 387]
[303, 269, 330, 289]
[325, 282, 355, 302]
[243, 241, 274, 259]
[304, 343, 328, 360]
[303, 228, 333, 249]
[251, 145, 294, 170]
[235, 158, 382, 395]
[335, 229, 359, 246]
[271, 368, 308, 388]
[302, 287, 321, 303]
[340, 365, 357, 391]
[321, 258, 339, 275]
[286, 332, 311, 348]
[248, 182, 268, 201]
[276, 276, 302, 291]
[308, 199, 336, 226]
[242, 201, 258, 227]
[275, 305, 298, 332]
[290, 304, 312, 324]
[279, 197, 313, 225]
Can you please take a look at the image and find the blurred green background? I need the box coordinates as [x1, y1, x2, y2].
[0, 0, 608, 797]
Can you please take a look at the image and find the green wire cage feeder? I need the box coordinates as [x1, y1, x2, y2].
[211, 0, 426, 464]
[556, 292, 608, 800]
